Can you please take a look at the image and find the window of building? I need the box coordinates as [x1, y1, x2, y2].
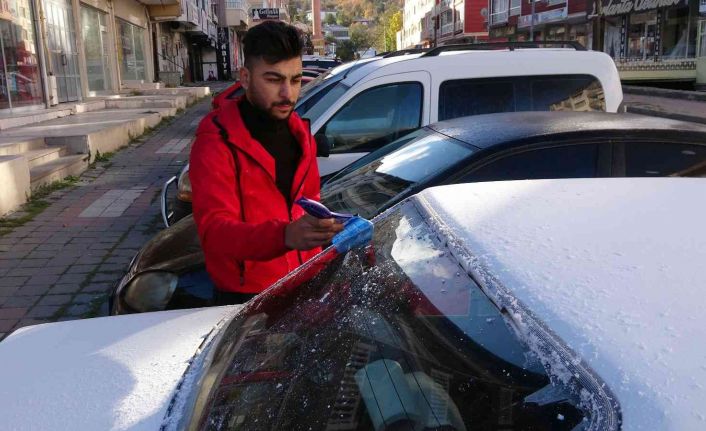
[627, 10, 658, 60]
[118, 20, 146, 81]
[0, 1, 44, 109]
[510, 0, 521, 16]
[662, 7, 698, 59]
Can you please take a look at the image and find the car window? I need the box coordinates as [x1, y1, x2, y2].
[295, 77, 341, 118]
[322, 129, 475, 218]
[194, 201, 598, 430]
[319, 82, 423, 154]
[438, 75, 606, 121]
[460, 143, 600, 182]
[299, 80, 350, 123]
[621, 141, 706, 177]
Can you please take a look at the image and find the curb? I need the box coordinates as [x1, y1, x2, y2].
[626, 106, 706, 126]
[623, 85, 706, 102]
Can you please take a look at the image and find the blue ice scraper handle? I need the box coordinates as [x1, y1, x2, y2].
[332, 217, 374, 253]
[295, 197, 355, 223]
[294, 197, 373, 252]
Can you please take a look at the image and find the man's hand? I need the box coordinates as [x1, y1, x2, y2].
[285, 214, 344, 251]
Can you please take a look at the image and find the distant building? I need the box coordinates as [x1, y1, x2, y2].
[352, 17, 373, 26]
[306, 9, 337, 22]
[323, 24, 350, 41]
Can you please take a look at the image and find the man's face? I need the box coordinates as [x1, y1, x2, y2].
[240, 57, 302, 121]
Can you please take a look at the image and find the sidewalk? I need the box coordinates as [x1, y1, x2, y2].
[0, 94, 216, 340]
[622, 86, 706, 125]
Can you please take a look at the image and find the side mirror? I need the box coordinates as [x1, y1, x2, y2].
[315, 133, 330, 157]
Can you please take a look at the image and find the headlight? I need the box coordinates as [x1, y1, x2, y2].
[124, 271, 178, 312]
[177, 167, 192, 202]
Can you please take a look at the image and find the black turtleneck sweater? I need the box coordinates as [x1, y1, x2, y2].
[239, 98, 302, 208]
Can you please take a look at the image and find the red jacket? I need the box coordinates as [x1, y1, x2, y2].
[211, 82, 242, 110]
[190, 97, 322, 293]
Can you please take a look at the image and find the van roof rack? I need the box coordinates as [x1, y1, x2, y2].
[381, 48, 429, 58]
[421, 41, 586, 57]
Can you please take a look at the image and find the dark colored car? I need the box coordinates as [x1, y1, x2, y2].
[112, 112, 706, 314]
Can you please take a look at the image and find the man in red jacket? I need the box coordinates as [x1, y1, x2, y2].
[190, 21, 343, 304]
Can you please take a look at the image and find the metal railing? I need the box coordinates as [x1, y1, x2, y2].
[226, 0, 248, 10]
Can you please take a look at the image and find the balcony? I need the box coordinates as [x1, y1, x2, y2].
[142, 0, 181, 18]
[224, 0, 250, 28]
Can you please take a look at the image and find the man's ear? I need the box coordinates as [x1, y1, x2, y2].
[239, 66, 250, 90]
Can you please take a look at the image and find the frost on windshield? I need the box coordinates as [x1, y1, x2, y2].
[195, 202, 590, 430]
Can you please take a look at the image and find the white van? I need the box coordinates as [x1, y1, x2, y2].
[297, 43, 623, 176]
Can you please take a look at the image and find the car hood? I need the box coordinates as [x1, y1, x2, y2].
[0, 306, 240, 431]
[137, 214, 202, 272]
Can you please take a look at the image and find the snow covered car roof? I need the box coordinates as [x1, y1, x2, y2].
[0, 306, 238, 431]
[417, 177, 706, 430]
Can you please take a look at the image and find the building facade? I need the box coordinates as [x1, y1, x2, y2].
[0, 0, 229, 113]
[486, 0, 706, 82]
[400, 0, 489, 49]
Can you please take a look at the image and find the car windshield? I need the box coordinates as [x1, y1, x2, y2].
[321, 128, 476, 218]
[193, 201, 594, 430]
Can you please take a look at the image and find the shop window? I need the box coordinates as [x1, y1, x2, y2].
[0, 5, 44, 110]
[604, 16, 623, 58]
[118, 20, 146, 81]
[662, 7, 697, 59]
[627, 11, 658, 61]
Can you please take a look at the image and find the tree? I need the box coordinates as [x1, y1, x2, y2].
[324, 13, 337, 25]
[372, 5, 402, 52]
[336, 40, 356, 61]
[336, 9, 353, 26]
[350, 23, 372, 53]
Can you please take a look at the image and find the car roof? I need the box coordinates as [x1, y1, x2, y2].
[415, 177, 706, 430]
[428, 111, 706, 149]
[341, 49, 623, 111]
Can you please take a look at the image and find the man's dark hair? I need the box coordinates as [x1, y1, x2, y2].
[243, 21, 303, 67]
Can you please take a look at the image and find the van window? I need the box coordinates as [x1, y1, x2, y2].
[319, 82, 423, 154]
[438, 75, 605, 121]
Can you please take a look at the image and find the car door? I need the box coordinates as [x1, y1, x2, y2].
[608, 139, 706, 177]
[312, 71, 431, 177]
[447, 140, 612, 183]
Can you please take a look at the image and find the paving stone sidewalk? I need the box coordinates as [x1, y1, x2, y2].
[0, 92, 218, 340]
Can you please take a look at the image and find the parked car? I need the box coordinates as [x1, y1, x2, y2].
[5, 178, 706, 430]
[162, 42, 624, 227]
[302, 54, 342, 69]
[116, 112, 706, 314]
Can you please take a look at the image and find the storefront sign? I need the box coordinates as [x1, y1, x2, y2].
[490, 25, 517, 37]
[251, 8, 279, 20]
[599, 0, 686, 16]
[518, 7, 567, 27]
[217, 27, 231, 80]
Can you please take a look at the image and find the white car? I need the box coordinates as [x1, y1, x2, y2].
[300, 43, 623, 175]
[3, 177, 701, 430]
